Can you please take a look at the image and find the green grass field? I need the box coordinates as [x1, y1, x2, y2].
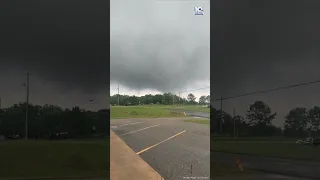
[212, 140, 320, 161]
[170, 105, 210, 113]
[211, 136, 297, 141]
[184, 118, 210, 124]
[110, 106, 185, 119]
[0, 140, 109, 178]
[211, 162, 257, 177]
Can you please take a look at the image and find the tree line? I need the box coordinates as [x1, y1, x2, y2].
[0, 103, 109, 140]
[3, 100, 317, 140]
[211, 101, 320, 138]
[110, 93, 210, 106]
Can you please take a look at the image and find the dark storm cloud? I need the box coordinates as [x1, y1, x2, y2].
[111, 35, 209, 92]
[0, 0, 109, 93]
[110, 0, 210, 92]
[211, 0, 320, 126]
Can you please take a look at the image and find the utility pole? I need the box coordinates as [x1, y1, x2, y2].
[25, 72, 30, 140]
[138, 86, 140, 105]
[179, 92, 181, 106]
[172, 95, 175, 106]
[233, 107, 236, 139]
[117, 84, 120, 106]
[0, 97, 2, 109]
[220, 96, 223, 133]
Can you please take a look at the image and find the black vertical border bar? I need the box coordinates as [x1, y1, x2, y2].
[210, 0, 223, 179]
[210, 0, 213, 178]
[209, 0, 212, 179]
[106, 0, 111, 179]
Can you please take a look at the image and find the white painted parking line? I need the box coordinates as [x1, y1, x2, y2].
[119, 124, 160, 136]
[113, 121, 144, 128]
[136, 130, 186, 155]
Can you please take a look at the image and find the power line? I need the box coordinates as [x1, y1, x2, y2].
[212, 79, 320, 102]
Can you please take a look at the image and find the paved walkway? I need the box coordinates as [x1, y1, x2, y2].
[110, 130, 163, 180]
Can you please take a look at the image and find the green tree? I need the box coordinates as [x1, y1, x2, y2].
[246, 101, 276, 126]
[205, 95, 210, 104]
[307, 106, 320, 136]
[142, 94, 153, 104]
[110, 95, 118, 105]
[187, 93, 196, 104]
[1, 103, 26, 137]
[128, 96, 139, 105]
[199, 96, 206, 105]
[284, 107, 308, 137]
[153, 94, 163, 104]
[0, 102, 109, 139]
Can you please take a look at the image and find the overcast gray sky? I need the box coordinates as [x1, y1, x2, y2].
[211, 0, 320, 127]
[110, 0, 210, 100]
[0, 1, 109, 111]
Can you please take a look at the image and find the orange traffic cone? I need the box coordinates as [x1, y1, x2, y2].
[236, 156, 244, 172]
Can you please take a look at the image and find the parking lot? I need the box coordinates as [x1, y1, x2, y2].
[110, 117, 210, 180]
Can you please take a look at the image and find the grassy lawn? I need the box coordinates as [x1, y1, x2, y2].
[0, 140, 109, 178]
[184, 118, 210, 125]
[111, 106, 185, 119]
[211, 136, 298, 142]
[212, 140, 320, 161]
[211, 162, 258, 177]
[142, 104, 210, 112]
[211, 162, 243, 176]
[171, 105, 210, 113]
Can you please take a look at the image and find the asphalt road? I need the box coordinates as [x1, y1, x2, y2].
[168, 109, 210, 119]
[212, 152, 320, 180]
[110, 117, 210, 180]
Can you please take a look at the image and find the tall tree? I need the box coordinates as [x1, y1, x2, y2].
[205, 95, 210, 104]
[153, 94, 163, 104]
[199, 96, 207, 105]
[284, 107, 308, 137]
[0, 103, 109, 139]
[187, 93, 196, 104]
[246, 101, 276, 126]
[307, 106, 320, 134]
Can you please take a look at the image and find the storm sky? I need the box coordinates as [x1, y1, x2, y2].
[211, 0, 320, 127]
[110, 0, 210, 99]
[0, 1, 109, 110]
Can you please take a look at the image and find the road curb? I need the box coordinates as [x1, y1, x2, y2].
[110, 130, 163, 180]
